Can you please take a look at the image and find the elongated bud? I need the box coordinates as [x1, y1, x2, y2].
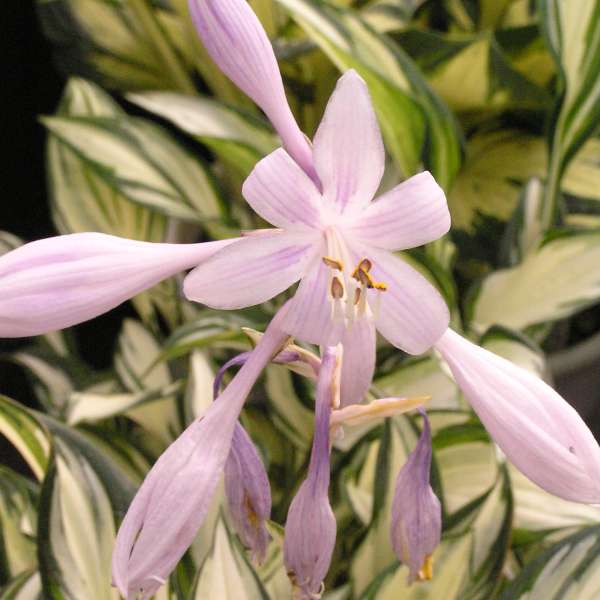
[188, 0, 316, 180]
[284, 347, 339, 599]
[224, 425, 272, 563]
[390, 410, 441, 583]
[435, 328, 600, 503]
[0, 233, 237, 337]
[112, 307, 290, 600]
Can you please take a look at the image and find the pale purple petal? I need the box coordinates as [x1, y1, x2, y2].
[0, 233, 237, 338]
[188, 0, 316, 180]
[224, 425, 272, 563]
[391, 410, 441, 583]
[344, 172, 451, 251]
[242, 148, 324, 231]
[281, 249, 345, 346]
[112, 307, 291, 599]
[284, 347, 338, 598]
[312, 70, 384, 213]
[435, 328, 600, 503]
[339, 318, 376, 407]
[183, 231, 318, 309]
[346, 241, 449, 355]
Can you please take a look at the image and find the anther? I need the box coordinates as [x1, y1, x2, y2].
[417, 555, 434, 581]
[322, 256, 343, 270]
[354, 288, 361, 305]
[331, 277, 344, 299]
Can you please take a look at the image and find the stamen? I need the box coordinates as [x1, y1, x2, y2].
[358, 258, 372, 272]
[322, 256, 343, 270]
[417, 554, 434, 581]
[351, 259, 388, 292]
[331, 276, 344, 299]
[354, 288, 361, 305]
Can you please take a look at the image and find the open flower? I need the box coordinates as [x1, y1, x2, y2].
[435, 328, 600, 503]
[185, 71, 451, 406]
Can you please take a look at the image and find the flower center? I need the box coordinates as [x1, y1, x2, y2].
[321, 228, 387, 329]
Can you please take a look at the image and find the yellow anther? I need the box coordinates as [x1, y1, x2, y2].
[417, 555, 434, 582]
[322, 256, 344, 270]
[373, 281, 387, 291]
[331, 276, 344, 299]
[358, 258, 372, 272]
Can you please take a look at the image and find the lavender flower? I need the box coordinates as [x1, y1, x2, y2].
[390, 411, 441, 583]
[112, 307, 290, 599]
[284, 347, 339, 599]
[435, 329, 600, 503]
[0, 233, 237, 337]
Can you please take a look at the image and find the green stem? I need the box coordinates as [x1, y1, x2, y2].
[541, 139, 563, 231]
[128, 0, 196, 94]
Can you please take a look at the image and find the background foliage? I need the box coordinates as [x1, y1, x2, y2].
[2, 0, 600, 598]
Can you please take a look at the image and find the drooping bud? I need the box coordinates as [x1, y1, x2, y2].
[284, 347, 339, 599]
[224, 425, 272, 563]
[390, 410, 441, 584]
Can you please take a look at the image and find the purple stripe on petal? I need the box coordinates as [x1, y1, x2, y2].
[284, 347, 338, 599]
[390, 410, 441, 584]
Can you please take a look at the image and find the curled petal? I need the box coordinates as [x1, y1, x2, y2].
[183, 231, 318, 309]
[391, 411, 441, 583]
[435, 328, 600, 503]
[225, 425, 272, 564]
[347, 241, 449, 355]
[0, 233, 236, 337]
[242, 148, 324, 231]
[112, 308, 290, 599]
[284, 347, 339, 598]
[188, 0, 315, 179]
[345, 171, 451, 251]
[313, 70, 384, 214]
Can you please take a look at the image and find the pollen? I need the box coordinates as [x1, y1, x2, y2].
[352, 259, 387, 292]
[322, 256, 344, 270]
[417, 554, 434, 582]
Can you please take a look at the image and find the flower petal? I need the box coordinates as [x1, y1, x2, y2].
[347, 242, 449, 354]
[313, 70, 384, 213]
[281, 248, 345, 346]
[0, 233, 237, 337]
[242, 148, 324, 230]
[113, 307, 291, 598]
[435, 328, 600, 503]
[391, 411, 441, 583]
[284, 347, 338, 598]
[344, 171, 451, 250]
[188, 0, 315, 180]
[183, 231, 318, 309]
[339, 318, 376, 407]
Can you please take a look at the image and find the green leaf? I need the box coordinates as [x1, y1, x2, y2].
[0, 232, 22, 256]
[276, 0, 462, 188]
[37, 442, 119, 600]
[472, 230, 600, 331]
[539, 0, 600, 226]
[0, 570, 42, 600]
[0, 397, 51, 482]
[500, 524, 600, 599]
[191, 517, 269, 599]
[0, 468, 39, 584]
[128, 91, 278, 159]
[42, 113, 223, 224]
